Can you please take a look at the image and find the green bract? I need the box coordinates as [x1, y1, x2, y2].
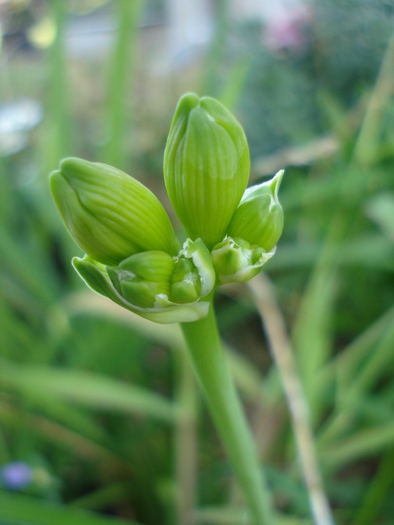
[164, 93, 250, 249]
[49, 95, 284, 323]
[50, 158, 180, 265]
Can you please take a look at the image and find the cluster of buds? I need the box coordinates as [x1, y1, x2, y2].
[50, 94, 284, 324]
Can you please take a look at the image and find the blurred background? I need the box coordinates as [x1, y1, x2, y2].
[1, 0, 394, 524]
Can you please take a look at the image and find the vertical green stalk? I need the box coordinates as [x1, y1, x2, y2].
[353, 446, 394, 525]
[181, 296, 274, 525]
[103, 0, 142, 169]
[0, 426, 11, 464]
[173, 346, 198, 525]
[48, 0, 68, 168]
[199, 0, 229, 97]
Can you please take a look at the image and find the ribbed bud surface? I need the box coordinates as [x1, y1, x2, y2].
[164, 93, 250, 249]
[107, 251, 175, 308]
[50, 158, 180, 266]
[105, 238, 215, 310]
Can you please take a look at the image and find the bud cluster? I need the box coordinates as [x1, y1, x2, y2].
[50, 94, 284, 323]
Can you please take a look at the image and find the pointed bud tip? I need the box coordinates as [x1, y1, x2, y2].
[269, 169, 284, 199]
[49, 168, 62, 194]
[60, 156, 87, 171]
[58, 157, 92, 181]
[178, 92, 200, 110]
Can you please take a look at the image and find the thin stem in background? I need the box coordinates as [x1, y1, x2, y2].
[247, 274, 335, 525]
[352, 32, 394, 166]
[173, 345, 198, 525]
[353, 446, 394, 525]
[199, 0, 229, 97]
[181, 295, 274, 525]
[0, 426, 11, 464]
[102, 0, 143, 170]
[48, 0, 69, 169]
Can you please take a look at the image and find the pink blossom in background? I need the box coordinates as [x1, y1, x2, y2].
[264, 6, 312, 52]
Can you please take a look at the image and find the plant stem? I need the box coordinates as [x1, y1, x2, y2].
[173, 345, 198, 525]
[248, 274, 335, 525]
[103, 0, 142, 170]
[49, 0, 69, 168]
[181, 296, 274, 525]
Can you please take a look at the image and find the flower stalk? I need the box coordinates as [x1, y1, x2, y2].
[181, 295, 274, 525]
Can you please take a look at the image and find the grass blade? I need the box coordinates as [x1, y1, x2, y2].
[0, 490, 141, 525]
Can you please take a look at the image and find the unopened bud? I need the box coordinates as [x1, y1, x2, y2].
[107, 251, 175, 308]
[227, 170, 284, 251]
[50, 158, 180, 265]
[171, 257, 201, 304]
[164, 93, 250, 249]
[211, 236, 276, 284]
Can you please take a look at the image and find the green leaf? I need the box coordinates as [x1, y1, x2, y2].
[0, 490, 141, 525]
[322, 422, 394, 470]
[0, 359, 179, 423]
[366, 193, 394, 242]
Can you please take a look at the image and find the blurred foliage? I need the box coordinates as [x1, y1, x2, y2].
[0, 0, 394, 524]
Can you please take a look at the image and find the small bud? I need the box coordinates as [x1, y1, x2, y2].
[72, 238, 216, 324]
[107, 251, 175, 308]
[177, 237, 216, 298]
[227, 170, 284, 251]
[50, 158, 180, 265]
[211, 236, 276, 284]
[164, 93, 250, 249]
[171, 256, 201, 304]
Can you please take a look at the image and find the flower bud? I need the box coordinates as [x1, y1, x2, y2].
[50, 157, 180, 266]
[211, 236, 276, 284]
[164, 93, 250, 249]
[227, 170, 284, 252]
[71, 238, 216, 324]
[107, 251, 175, 308]
[171, 258, 201, 304]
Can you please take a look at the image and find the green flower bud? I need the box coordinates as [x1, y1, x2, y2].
[50, 157, 180, 265]
[170, 256, 201, 304]
[177, 237, 216, 299]
[164, 93, 250, 249]
[73, 255, 210, 324]
[71, 238, 216, 324]
[107, 251, 175, 308]
[211, 236, 276, 284]
[227, 170, 284, 252]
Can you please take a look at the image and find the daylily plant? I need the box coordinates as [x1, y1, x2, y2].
[50, 93, 284, 525]
[50, 93, 283, 324]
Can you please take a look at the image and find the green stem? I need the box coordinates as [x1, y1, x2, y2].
[103, 0, 142, 169]
[173, 345, 198, 525]
[49, 0, 69, 168]
[181, 296, 274, 525]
